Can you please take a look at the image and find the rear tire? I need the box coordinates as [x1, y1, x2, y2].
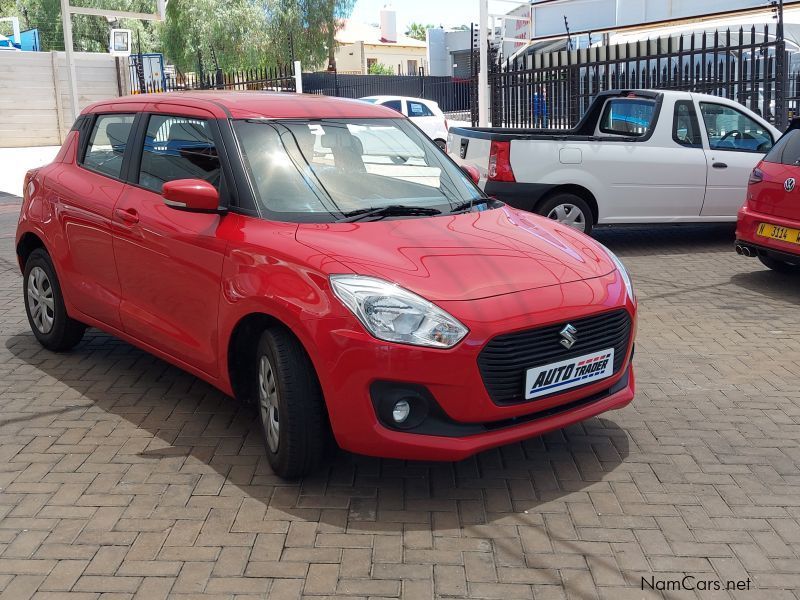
[23, 249, 86, 352]
[536, 193, 594, 235]
[759, 254, 800, 274]
[254, 327, 327, 479]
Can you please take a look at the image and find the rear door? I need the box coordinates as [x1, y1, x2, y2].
[112, 106, 229, 376]
[53, 111, 136, 329]
[697, 99, 775, 216]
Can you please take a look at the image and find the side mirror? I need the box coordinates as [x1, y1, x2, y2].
[162, 179, 221, 213]
[461, 164, 480, 185]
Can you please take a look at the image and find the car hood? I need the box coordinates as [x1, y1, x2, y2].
[296, 206, 616, 301]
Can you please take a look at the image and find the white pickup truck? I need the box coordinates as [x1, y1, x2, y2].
[447, 89, 781, 234]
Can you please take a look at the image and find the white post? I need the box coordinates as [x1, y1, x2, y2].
[478, 0, 489, 127]
[294, 60, 303, 93]
[60, 0, 79, 123]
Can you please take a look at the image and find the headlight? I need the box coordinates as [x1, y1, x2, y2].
[597, 244, 635, 302]
[330, 275, 468, 348]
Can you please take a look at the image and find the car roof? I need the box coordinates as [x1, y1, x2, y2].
[84, 91, 401, 120]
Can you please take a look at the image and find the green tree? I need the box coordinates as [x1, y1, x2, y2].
[368, 61, 393, 75]
[405, 22, 434, 42]
[0, 0, 161, 52]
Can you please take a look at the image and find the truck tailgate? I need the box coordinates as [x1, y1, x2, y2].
[447, 129, 491, 182]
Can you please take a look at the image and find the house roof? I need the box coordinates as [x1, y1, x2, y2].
[336, 20, 427, 48]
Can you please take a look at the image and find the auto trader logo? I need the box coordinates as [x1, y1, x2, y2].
[524, 349, 615, 400]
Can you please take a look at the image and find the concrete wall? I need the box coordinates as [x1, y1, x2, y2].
[0, 51, 126, 148]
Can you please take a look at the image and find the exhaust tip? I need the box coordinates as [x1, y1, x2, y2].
[735, 245, 743, 255]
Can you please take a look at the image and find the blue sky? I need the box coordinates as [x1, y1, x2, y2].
[349, 1, 512, 31]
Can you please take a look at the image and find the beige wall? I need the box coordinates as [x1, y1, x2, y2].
[335, 43, 428, 75]
[0, 51, 125, 148]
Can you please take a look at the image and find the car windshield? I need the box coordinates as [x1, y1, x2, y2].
[233, 118, 484, 222]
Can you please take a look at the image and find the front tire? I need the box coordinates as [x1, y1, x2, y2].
[537, 193, 594, 235]
[759, 254, 800, 274]
[23, 249, 86, 352]
[255, 327, 327, 479]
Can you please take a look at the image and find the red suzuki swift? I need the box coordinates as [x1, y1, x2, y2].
[737, 120, 800, 272]
[16, 92, 636, 478]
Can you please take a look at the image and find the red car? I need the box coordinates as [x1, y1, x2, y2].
[737, 121, 800, 272]
[16, 92, 636, 478]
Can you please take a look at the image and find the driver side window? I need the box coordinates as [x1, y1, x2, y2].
[699, 102, 773, 153]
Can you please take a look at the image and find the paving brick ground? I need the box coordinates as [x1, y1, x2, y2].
[1, 190, 799, 598]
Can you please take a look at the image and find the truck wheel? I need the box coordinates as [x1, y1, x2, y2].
[758, 254, 800, 274]
[255, 327, 327, 479]
[537, 194, 593, 235]
[23, 249, 86, 352]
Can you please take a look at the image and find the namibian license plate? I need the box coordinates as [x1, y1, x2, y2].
[524, 348, 615, 400]
[757, 222, 800, 245]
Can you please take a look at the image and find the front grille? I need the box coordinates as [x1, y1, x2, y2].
[477, 309, 632, 405]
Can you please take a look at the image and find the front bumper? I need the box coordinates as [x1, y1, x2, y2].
[311, 270, 636, 461]
[737, 204, 800, 259]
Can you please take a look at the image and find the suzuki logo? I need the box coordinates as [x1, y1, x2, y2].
[786, 178, 796, 192]
[559, 324, 578, 349]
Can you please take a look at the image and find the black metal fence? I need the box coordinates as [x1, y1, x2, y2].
[129, 61, 473, 114]
[129, 63, 296, 94]
[301, 72, 472, 112]
[490, 24, 793, 130]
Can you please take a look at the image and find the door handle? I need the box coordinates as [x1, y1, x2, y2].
[114, 208, 139, 224]
[712, 162, 728, 169]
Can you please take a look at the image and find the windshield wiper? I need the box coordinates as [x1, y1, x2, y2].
[338, 205, 442, 222]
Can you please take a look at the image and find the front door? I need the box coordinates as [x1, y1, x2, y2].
[54, 113, 135, 329]
[112, 110, 228, 376]
[698, 100, 775, 217]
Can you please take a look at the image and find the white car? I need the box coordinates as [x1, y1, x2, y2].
[447, 89, 781, 235]
[360, 96, 449, 150]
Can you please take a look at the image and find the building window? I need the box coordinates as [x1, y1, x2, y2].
[367, 58, 377, 71]
[407, 59, 418, 75]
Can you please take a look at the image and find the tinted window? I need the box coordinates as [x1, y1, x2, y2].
[673, 101, 702, 148]
[381, 100, 402, 113]
[407, 101, 434, 117]
[83, 114, 135, 178]
[764, 129, 800, 165]
[138, 115, 220, 193]
[599, 98, 655, 136]
[699, 102, 773, 153]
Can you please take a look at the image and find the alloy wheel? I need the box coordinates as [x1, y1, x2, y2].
[27, 266, 55, 334]
[258, 354, 280, 453]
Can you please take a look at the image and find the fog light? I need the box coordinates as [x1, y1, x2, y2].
[392, 399, 411, 424]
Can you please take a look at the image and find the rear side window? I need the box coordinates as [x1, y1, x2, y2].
[381, 100, 402, 113]
[599, 98, 655, 136]
[82, 114, 135, 178]
[673, 100, 702, 148]
[138, 115, 220, 193]
[407, 101, 434, 117]
[764, 129, 800, 165]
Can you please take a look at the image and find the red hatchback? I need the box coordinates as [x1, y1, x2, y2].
[16, 92, 636, 478]
[737, 120, 800, 272]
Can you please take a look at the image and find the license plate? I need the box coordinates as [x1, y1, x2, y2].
[757, 222, 800, 245]
[524, 348, 615, 400]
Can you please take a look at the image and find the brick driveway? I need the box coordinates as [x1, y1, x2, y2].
[1, 190, 800, 599]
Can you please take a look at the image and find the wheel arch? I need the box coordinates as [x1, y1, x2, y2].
[536, 184, 599, 226]
[226, 311, 322, 404]
[15, 231, 48, 272]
